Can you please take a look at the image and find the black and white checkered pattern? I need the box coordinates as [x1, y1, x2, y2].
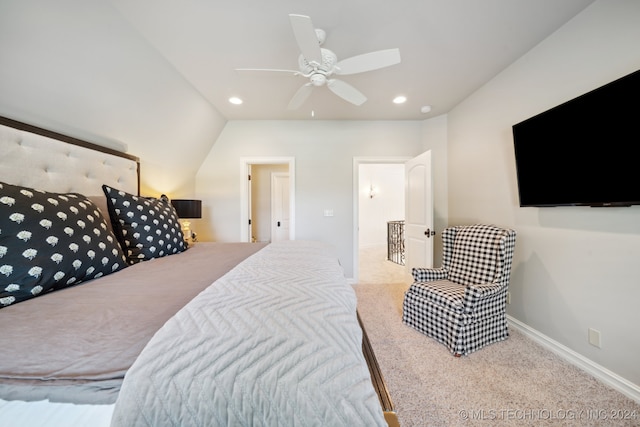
[402, 224, 516, 356]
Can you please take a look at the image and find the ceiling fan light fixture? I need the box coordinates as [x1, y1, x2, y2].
[229, 96, 243, 105]
[393, 95, 407, 104]
[310, 74, 327, 86]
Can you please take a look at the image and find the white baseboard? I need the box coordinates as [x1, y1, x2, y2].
[507, 315, 640, 404]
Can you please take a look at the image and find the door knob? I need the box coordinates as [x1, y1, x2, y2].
[277, 221, 281, 227]
[424, 228, 436, 237]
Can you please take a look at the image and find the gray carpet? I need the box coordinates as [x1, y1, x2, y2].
[354, 246, 640, 426]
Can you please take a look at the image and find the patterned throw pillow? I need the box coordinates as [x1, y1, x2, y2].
[0, 181, 127, 308]
[102, 185, 187, 264]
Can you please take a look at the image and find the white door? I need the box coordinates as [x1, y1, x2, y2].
[404, 151, 434, 271]
[271, 172, 290, 241]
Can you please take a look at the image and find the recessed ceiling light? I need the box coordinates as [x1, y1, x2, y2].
[393, 95, 407, 104]
[421, 105, 432, 114]
[229, 96, 243, 105]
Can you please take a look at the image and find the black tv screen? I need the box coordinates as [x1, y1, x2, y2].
[512, 69, 640, 207]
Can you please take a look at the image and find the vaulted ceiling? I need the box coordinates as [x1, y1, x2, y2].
[0, 0, 597, 195]
[112, 0, 596, 121]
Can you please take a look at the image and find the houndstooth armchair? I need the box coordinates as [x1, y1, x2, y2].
[402, 224, 517, 356]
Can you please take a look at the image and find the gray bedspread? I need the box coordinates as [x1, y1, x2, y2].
[0, 242, 266, 404]
[111, 240, 386, 427]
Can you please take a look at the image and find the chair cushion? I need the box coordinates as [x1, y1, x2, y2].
[407, 280, 466, 314]
[448, 224, 501, 285]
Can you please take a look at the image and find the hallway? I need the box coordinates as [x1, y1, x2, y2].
[358, 244, 412, 285]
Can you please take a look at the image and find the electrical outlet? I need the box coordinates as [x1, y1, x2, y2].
[588, 328, 601, 348]
[506, 292, 511, 304]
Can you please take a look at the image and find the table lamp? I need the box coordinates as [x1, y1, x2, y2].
[170, 199, 202, 244]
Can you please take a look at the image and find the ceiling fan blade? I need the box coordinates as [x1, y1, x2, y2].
[287, 83, 314, 110]
[235, 68, 300, 76]
[289, 14, 322, 65]
[327, 79, 367, 106]
[335, 48, 401, 75]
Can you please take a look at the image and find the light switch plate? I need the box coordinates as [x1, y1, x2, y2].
[588, 328, 601, 348]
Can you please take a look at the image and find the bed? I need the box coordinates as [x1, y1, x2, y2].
[0, 116, 398, 427]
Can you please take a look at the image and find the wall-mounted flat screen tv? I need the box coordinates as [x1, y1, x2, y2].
[512, 69, 640, 207]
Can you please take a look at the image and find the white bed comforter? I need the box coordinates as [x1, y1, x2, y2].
[110, 240, 386, 427]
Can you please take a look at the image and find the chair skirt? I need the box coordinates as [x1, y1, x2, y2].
[402, 290, 509, 356]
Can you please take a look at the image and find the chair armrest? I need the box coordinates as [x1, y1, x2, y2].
[412, 267, 448, 282]
[466, 283, 503, 298]
[463, 283, 507, 315]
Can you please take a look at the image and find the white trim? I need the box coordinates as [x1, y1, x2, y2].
[508, 315, 640, 404]
[240, 157, 295, 242]
[352, 156, 411, 283]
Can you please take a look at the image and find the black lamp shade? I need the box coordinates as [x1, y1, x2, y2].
[171, 199, 202, 219]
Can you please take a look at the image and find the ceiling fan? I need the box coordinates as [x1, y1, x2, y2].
[236, 14, 401, 109]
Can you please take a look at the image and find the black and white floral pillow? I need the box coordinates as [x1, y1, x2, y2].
[0, 181, 128, 308]
[102, 185, 187, 264]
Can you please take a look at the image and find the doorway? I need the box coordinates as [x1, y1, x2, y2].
[240, 157, 295, 243]
[353, 157, 409, 284]
[353, 152, 433, 284]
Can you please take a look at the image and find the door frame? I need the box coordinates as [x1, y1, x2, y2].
[352, 156, 411, 284]
[240, 157, 295, 242]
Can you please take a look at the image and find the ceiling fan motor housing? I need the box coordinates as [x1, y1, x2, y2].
[298, 48, 337, 75]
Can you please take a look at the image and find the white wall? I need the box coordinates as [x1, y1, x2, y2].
[0, 0, 226, 197]
[447, 0, 640, 387]
[195, 120, 425, 277]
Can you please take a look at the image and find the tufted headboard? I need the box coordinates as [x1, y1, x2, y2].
[0, 116, 139, 212]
